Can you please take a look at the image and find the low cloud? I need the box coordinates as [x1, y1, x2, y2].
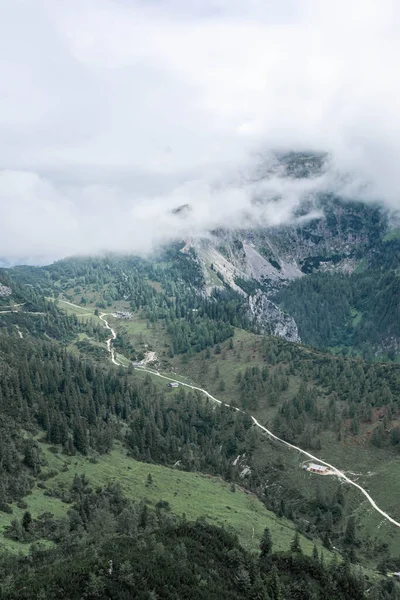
[0, 0, 399, 263]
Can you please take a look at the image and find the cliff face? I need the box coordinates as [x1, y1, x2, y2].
[189, 193, 388, 298]
[179, 152, 395, 347]
[247, 292, 300, 343]
[183, 194, 391, 344]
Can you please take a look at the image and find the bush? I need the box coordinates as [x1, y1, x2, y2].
[38, 469, 58, 481]
[0, 502, 13, 514]
[155, 500, 171, 511]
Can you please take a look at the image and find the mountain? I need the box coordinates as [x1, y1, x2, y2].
[0, 263, 388, 599]
[172, 153, 399, 359]
[3, 250, 400, 563]
[1, 153, 400, 598]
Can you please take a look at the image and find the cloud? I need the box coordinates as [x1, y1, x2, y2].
[0, 0, 399, 263]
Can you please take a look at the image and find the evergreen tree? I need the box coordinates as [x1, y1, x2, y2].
[290, 531, 302, 554]
[344, 516, 357, 545]
[22, 511, 32, 532]
[312, 544, 319, 562]
[260, 527, 273, 557]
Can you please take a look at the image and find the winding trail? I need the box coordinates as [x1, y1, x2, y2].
[98, 312, 400, 531]
[99, 313, 120, 366]
[250, 417, 400, 529]
[0, 302, 26, 310]
[57, 299, 87, 310]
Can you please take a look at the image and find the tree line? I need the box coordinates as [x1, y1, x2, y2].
[0, 475, 395, 600]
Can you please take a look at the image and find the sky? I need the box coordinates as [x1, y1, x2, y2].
[0, 0, 399, 264]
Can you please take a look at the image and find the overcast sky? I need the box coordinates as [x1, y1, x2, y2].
[0, 0, 399, 264]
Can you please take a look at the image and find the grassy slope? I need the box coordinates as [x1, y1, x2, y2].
[383, 228, 400, 242]
[0, 489, 68, 554]
[130, 326, 400, 559]
[54, 300, 400, 560]
[0, 442, 329, 560]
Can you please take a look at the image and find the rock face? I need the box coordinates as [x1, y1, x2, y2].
[248, 292, 300, 343]
[0, 284, 12, 297]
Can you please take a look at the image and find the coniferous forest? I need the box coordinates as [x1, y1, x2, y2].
[1, 238, 400, 599]
[1, 1, 400, 594]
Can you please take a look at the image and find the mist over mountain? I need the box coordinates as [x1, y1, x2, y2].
[1, 150, 397, 266]
[1, 0, 400, 263]
[2, 4, 400, 598]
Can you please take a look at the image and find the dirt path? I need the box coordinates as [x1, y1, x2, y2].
[57, 299, 87, 310]
[99, 314, 121, 366]
[0, 310, 46, 315]
[99, 312, 400, 531]
[0, 302, 26, 310]
[137, 367, 400, 530]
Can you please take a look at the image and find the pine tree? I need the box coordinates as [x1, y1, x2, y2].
[267, 565, 282, 600]
[260, 527, 273, 557]
[312, 544, 319, 562]
[22, 511, 32, 532]
[290, 531, 302, 554]
[73, 419, 88, 455]
[23, 441, 41, 475]
[344, 515, 356, 545]
[323, 531, 332, 550]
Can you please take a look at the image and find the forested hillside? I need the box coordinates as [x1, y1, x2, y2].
[1, 482, 383, 600]
[2, 248, 400, 598]
[8, 206, 400, 361]
[274, 236, 400, 358]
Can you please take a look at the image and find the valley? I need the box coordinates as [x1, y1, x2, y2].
[1, 188, 400, 598]
[46, 280, 400, 563]
[1, 0, 400, 594]
[91, 296, 400, 533]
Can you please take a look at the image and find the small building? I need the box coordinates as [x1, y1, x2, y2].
[113, 311, 132, 319]
[307, 464, 329, 475]
[168, 382, 179, 388]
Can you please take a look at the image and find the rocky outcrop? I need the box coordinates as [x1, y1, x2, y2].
[0, 284, 12, 297]
[248, 291, 300, 343]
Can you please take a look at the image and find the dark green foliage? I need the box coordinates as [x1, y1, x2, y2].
[0, 272, 88, 343]
[260, 527, 273, 557]
[290, 531, 302, 553]
[0, 316, 255, 505]
[0, 478, 387, 600]
[268, 196, 396, 358]
[344, 516, 357, 546]
[168, 315, 233, 355]
[236, 362, 287, 410]
[9, 250, 249, 359]
[2, 248, 400, 586]
[125, 386, 254, 474]
[0, 478, 263, 599]
[274, 266, 400, 359]
[274, 272, 354, 349]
